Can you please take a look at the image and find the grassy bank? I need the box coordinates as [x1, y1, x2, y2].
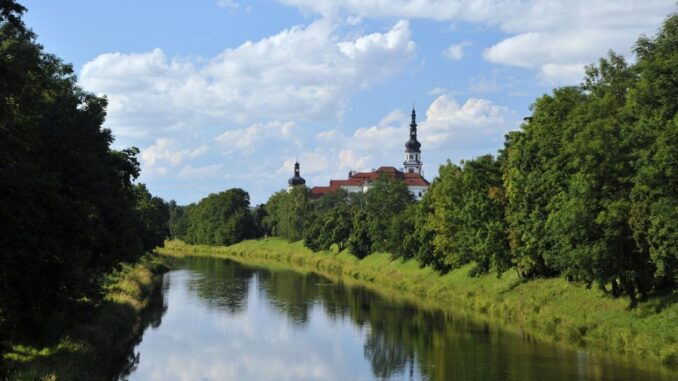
[159, 238, 677, 369]
[3, 254, 169, 381]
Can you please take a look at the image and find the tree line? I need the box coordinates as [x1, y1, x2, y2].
[262, 14, 677, 304]
[168, 188, 262, 246]
[0, 1, 169, 344]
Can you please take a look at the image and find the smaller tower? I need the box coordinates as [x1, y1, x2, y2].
[287, 161, 306, 192]
[403, 108, 422, 174]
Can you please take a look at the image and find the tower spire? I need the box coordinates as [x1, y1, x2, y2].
[404, 105, 422, 174]
[288, 158, 306, 191]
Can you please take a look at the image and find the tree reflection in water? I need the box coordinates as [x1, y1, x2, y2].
[184, 256, 255, 314]
[112, 274, 169, 380]
[118, 257, 674, 381]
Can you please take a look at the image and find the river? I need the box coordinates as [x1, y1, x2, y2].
[116, 256, 673, 381]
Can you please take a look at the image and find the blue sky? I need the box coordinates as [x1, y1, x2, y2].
[22, 0, 675, 204]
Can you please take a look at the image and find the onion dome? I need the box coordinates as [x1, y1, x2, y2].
[405, 108, 421, 153]
[288, 161, 306, 186]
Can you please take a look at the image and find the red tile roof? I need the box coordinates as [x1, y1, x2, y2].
[310, 167, 429, 198]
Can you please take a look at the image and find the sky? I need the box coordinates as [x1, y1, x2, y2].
[21, 0, 675, 205]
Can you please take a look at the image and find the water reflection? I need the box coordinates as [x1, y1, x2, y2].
[118, 257, 674, 381]
[112, 274, 169, 380]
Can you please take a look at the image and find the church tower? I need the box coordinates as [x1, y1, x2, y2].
[287, 161, 306, 192]
[403, 108, 422, 174]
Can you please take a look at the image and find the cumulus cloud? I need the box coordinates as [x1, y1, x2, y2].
[80, 20, 416, 143]
[352, 117, 404, 152]
[421, 95, 519, 150]
[141, 138, 209, 174]
[342, 95, 518, 153]
[443, 41, 471, 61]
[338, 149, 371, 170]
[307, 94, 519, 183]
[315, 130, 344, 142]
[215, 121, 296, 155]
[278, 0, 673, 83]
[277, 151, 331, 176]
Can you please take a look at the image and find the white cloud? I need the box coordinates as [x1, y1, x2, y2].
[482, 28, 621, 83]
[278, 0, 673, 83]
[215, 121, 296, 155]
[443, 41, 471, 61]
[351, 109, 406, 152]
[421, 95, 518, 150]
[277, 151, 330, 176]
[329, 95, 518, 155]
[538, 63, 588, 84]
[338, 149, 371, 170]
[308, 94, 519, 182]
[315, 130, 343, 142]
[141, 138, 209, 170]
[80, 20, 416, 144]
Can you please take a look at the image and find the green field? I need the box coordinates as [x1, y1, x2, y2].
[159, 238, 678, 369]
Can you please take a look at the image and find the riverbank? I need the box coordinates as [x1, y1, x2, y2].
[159, 238, 677, 369]
[3, 254, 169, 381]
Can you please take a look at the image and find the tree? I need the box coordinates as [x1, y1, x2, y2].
[363, 174, 415, 254]
[303, 189, 355, 252]
[183, 188, 258, 246]
[134, 184, 170, 251]
[504, 88, 585, 278]
[458, 155, 510, 276]
[168, 200, 190, 239]
[411, 190, 446, 271]
[263, 186, 310, 242]
[0, 0, 169, 339]
[348, 210, 372, 259]
[426, 161, 466, 269]
[627, 13, 678, 289]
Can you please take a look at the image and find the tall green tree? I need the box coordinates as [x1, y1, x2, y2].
[628, 13, 678, 289]
[134, 184, 170, 251]
[0, 0, 169, 338]
[184, 188, 258, 246]
[263, 186, 310, 242]
[426, 162, 466, 268]
[303, 189, 354, 251]
[459, 155, 510, 276]
[363, 174, 415, 254]
[504, 88, 585, 278]
[168, 200, 190, 239]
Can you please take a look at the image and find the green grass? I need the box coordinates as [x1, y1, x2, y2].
[3, 254, 169, 381]
[159, 238, 678, 369]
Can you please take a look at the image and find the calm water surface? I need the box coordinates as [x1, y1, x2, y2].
[116, 257, 674, 381]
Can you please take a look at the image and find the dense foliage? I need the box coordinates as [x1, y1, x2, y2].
[262, 186, 310, 242]
[169, 188, 260, 246]
[0, 0, 170, 342]
[265, 14, 678, 304]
